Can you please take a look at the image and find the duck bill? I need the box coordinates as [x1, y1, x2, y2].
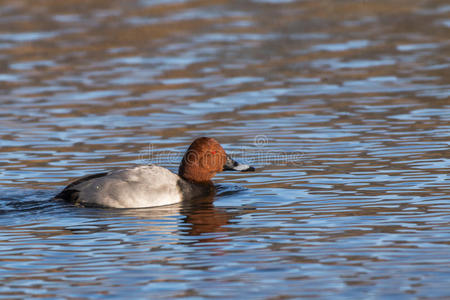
[223, 154, 255, 172]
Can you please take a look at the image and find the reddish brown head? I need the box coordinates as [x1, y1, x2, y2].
[178, 137, 254, 183]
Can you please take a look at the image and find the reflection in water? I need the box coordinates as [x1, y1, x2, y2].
[1, 0, 450, 298]
[181, 194, 233, 239]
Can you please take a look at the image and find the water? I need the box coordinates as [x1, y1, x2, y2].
[1, 0, 449, 298]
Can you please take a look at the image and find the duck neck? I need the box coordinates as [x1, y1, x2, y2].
[177, 178, 215, 201]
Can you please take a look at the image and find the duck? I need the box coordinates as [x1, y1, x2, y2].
[54, 137, 255, 208]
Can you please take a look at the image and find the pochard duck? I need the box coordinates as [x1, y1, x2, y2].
[55, 137, 254, 208]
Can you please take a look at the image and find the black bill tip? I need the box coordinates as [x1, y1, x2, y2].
[223, 155, 255, 172]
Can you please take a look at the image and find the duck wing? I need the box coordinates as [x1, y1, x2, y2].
[55, 172, 108, 203]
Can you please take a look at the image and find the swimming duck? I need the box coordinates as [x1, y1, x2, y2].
[54, 137, 254, 208]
